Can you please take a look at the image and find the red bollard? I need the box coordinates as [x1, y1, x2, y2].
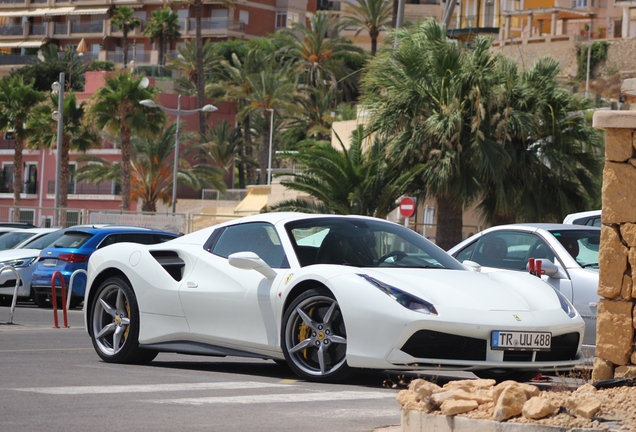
[528, 258, 535, 276]
[536, 260, 543, 278]
[51, 271, 69, 329]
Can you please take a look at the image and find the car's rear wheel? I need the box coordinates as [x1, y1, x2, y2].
[474, 369, 539, 383]
[90, 276, 157, 365]
[281, 288, 352, 383]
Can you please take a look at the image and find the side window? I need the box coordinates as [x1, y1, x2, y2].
[454, 241, 477, 263]
[211, 222, 289, 269]
[472, 232, 551, 271]
[98, 234, 119, 248]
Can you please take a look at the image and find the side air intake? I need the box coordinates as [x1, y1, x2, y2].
[150, 251, 185, 281]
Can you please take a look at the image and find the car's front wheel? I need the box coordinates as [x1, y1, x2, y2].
[281, 288, 352, 382]
[90, 276, 157, 365]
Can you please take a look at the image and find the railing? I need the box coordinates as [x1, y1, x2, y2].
[0, 24, 23, 36]
[0, 55, 37, 65]
[29, 23, 46, 35]
[201, 188, 248, 201]
[47, 180, 118, 195]
[317, 0, 341, 10]
[0, 0, 25, 4]
[187, 17, 245, 32]
[0, 181, 37, 194]
[71, 21, 103, 33]
[54, 23, 67, 35]
[106, 50, 149, 64]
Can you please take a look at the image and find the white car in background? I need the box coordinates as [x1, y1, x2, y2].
[0, 228, 61, 304]
[448, 223, 600, 354]
[563, 210, 601, 227]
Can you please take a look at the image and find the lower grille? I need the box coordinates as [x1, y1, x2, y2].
[503, 351, 533, 362]
[401, 330, 487, 361]
[536, 333, 580, 362]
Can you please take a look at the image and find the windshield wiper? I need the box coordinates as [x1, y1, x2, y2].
[581, 262, 599, 268]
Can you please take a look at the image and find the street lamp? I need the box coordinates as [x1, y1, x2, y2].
[265, 108, 274, 185]
[51, 73, 64, 227]
[140, 95, 218, 214]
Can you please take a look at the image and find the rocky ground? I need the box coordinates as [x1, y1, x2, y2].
[395, 376, 636, 431]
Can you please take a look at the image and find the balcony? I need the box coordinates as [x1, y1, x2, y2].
[107, 50, 150, 64]
[0, 0, 25, 4]
[29, 23, 46, 35]
[0, 54, 37, 65]
[0, 24, 23, 36]
[0, 181, 37, 195]
[70, 21, 103, 34]
[186, 17, 245, 35]
[48, 180, 119, 195]
[54, 23, 67, 35]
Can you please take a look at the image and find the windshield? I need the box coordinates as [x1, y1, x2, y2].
[19, 230, 65, 250]
[549, 229, 600, 269]
[0, 232, 36, 250]
[286, 217, 464, 269]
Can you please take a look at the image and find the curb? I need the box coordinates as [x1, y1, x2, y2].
[401, 410, 622, 432]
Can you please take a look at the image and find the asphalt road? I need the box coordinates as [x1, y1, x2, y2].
[0, 302, 423, 432]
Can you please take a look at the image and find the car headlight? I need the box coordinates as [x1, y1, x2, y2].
[0, 257, 37, 268]
[552, 287, 577, 318]
[358, 274, 438, 315]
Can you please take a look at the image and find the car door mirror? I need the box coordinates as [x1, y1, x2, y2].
[228, 251, 277, 279]
[462, 260, 481, 272]
[526, 259, 566, 279]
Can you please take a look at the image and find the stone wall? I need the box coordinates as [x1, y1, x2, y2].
[592, 110, 636, 381]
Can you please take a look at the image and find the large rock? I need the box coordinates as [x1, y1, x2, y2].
[598, 225, 628, 298]
[602, 162, 636, 224]
[622, 273, 633, 300]
[522, 396, 558, 419]
[615, 365, 636, 378]
[620, 223, 636, 246]
[604, 129, 634, 162]
[592, 357, 615, 382]
[440, 399, 478, 416]
[565, 395, 602, 419]
[408, 379, 441, 401]
[429, 389, 466, 407]
[493, 385, 528, 421]
[596, 299, 634, 365]
[492, 381, 540, 402]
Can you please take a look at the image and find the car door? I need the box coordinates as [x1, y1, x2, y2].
[179, 222, 290, 351]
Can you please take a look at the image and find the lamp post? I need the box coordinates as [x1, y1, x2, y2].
[51, 73, 64, 227]
[140, 96, 218, 214]
[265, 108, 274, 185]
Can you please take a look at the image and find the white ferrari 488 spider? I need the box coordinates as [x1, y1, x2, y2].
[84, 213, 585, 383]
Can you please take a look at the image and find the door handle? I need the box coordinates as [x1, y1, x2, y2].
[187, 281, 198, 288]
[589, 302, 597, 309]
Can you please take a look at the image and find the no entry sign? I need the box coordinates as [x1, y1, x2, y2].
[399, 197, 416, 218]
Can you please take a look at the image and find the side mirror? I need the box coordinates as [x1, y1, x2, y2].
[228, 251, 277, 279]
[462, 260, 481, 272]
[526, 259, 566, 279]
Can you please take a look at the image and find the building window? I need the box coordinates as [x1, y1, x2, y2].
[4, 131, 14, 140]
[573, 0, 588, 8]
[239, 10, 249, 25]
[276, 11, 299, 29]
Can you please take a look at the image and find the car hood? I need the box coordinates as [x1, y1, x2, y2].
[0, 248, 42, 262]
[353, 268, 560, 312]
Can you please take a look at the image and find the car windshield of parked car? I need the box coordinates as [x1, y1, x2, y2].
[549, 229, 599, 269]
[0, 231, 37, 250]
[50, 232, 93, 249]
[286, 218, 464, 269]
[17, 230, 65, 250]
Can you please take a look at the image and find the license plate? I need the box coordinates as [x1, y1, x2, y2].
[43, 259, 57, 267]
[491, 331, 551, 351]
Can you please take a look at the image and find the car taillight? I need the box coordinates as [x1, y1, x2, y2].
[57, 253, 89, 263]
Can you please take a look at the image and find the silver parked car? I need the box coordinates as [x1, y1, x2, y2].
[447, 224, 599, 352]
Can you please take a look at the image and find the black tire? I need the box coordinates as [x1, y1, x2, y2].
[0, 295, 12, 306]
[31, 291, 51, 308]
[281, 288, 353, 383]
[474, 369, 539, 383]
[69, 297, 83, 310]
[90, 276, 157, 365]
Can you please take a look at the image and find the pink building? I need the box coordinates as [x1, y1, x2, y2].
[0, 71, 236, 226]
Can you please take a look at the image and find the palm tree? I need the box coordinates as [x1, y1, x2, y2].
[362, 20, 507, 250]
[269, 126, 422, 218]
[344, 0, 392, 55]
[27, 92, 98, 226]
[111, 6, 142, 68]
[166, 39, 218, 96]
[143, 7, 181, 67]
[188, 120, 237, 190]
[243, 60, 300, 184]
[87, 71, 164, 211]
[0, 75, 44, 218]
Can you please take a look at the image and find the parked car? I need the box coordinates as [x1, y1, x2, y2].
[84, 213, 585, 383]
[0, 228, 59, 251]
[447, 223, 600, 352]
[31, 226, 179, 309]
[563, 210, 601, 227]
[0, 222, 36, 229]
[0, 228, 61, 305]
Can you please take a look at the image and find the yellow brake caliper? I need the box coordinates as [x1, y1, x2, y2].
[298, 307, 313, 359]
[124, 301, 130, 340]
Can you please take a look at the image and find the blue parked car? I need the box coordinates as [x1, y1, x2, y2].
[31, 226, 179, 308]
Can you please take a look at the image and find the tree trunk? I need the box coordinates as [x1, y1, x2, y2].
[258, 110, 271, 185]
[59, 135, 70, 228]
[123, 29, 129, 68]
[120, 126, 132, 210]
[195, 0, 205, 135]
[370, 30, 379, 56]
[159, 35, 165, 67]
[491, 212, 516, 226]
[242, 113, 256, 186]
[12, 135, 23, 221]
[142, 200, 156, 212]
[392, 0, 398, 28]
[435, 193, 463, 252]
